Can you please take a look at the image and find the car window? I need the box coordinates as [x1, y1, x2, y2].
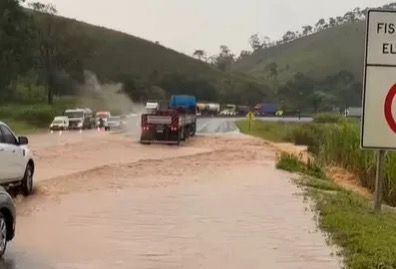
[0, 126, 17, 145]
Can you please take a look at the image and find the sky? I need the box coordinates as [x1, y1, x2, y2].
[30, 0, 391, 56]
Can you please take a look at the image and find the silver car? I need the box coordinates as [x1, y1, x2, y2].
[107, 116, 124, 130]
[0, 188, 16, 257]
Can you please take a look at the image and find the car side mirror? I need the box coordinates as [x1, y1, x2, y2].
[18, 136, 28, 145]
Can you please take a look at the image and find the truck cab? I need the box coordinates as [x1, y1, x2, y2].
[64, 108, 94, 130]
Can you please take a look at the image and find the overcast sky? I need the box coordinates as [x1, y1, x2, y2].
[31, 0, 391, 56]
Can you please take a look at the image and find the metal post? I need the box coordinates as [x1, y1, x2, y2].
[248, 118, 251, 133]
[374, 150, 386, 212]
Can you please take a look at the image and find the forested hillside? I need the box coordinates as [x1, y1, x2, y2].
[231, 3, 396, 113]
[0, 0, 270, 107]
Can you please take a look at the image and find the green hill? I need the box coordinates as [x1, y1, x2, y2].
[234, 22, 366, 82]
[65, 19, 218, 81]
[35, 13, 271, 105]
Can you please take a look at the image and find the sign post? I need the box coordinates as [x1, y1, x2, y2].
[361, 10, 396, 211]
[246, 112, 255, 133]
[374, 150, 386, 211]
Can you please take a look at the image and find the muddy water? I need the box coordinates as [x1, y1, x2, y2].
[10, 163, 340, 268]
[4, 124, 341, 268]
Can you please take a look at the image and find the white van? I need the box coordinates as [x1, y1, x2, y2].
[49, 116, 69, 131]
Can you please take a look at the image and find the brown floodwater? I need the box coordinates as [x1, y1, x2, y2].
[3, 121, 341, 268]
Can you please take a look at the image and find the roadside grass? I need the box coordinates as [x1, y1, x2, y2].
[235, 120, 299, 142]
[276, 153, 396, 268]
[0, 100, 74, 134]
[0, 93, 137, 134]
[276, 152, 327, 180]
[3, 119, 45, 135]
[238, 119, 396, 206]
[313, 113, 345, 124]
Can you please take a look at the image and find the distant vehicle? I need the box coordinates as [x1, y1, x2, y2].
[140, 95, 197, 145]
[254, 103, 278, 116]
[219, 109, 236, 116]
[0, 187, 15, 258]
[107, 116, 123, 129]
[197, 102, 220, 116]
[49, 116, 69, 131]
[145, 102, 159, 114]
[220, 104, 237, 117]
[95, 111, 111, 130]
[0, 122, 34, 196]
[345, 107, 362, 118]
[64, 108, 95, 130]
[196, 103, 206, 116]
[237, 105, 250, 116]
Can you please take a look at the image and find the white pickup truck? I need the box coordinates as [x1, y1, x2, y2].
[0, 122, 34, 195]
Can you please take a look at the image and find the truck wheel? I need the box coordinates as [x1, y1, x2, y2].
[176, 130, 181, 145]
[21, 163, 34, 196]
[181, 128, 186, 141]
[191, 124, 196, 137]
[185, 128, 189, 139]
[0, 213, 7, 258]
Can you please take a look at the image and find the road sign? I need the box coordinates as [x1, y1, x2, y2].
[360, 10, 396, 212]
[361, 10, 396, 150]
[247, 112, 255, 121]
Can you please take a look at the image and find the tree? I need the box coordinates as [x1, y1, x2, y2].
[315, 18, 326, 31]
[329, 17, 337, 27]
[336, 16, 344, 25]
[159, 72, 218, 101]
[322, 70, 359, 110]
[344, 11, 357, 22]
[29, 2, 93, 104]
[310, 91, 336, 112]
[352, 7, 363, 20]
[213, 45, 234, 71]
[249, 34, 262, 51]
[278, 73, 314, 112]
[220, 45, 231, 55]
[0, 0, 34, 100]
[383, 3, 396, 10]
[265, 62, 278, 79]
[193, 49, 206, 61]
[282, 31, 296, 43]
[238, 50, 251, 60]
[262, 36, 271, 48]
[302, 25, 313, 36]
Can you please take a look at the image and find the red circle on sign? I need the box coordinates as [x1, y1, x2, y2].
[384, 83, 396, 133]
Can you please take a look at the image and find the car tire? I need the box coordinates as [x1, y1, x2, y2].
[21, 164, 33, 196]
[0, 213, 7, 258]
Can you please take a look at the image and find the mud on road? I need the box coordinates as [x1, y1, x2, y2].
[5, 127, 341, 269]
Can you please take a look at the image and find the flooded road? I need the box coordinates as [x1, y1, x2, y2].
[3, 118, 340, 268]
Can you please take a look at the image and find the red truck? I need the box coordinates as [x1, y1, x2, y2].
[140, 95, 197, 145]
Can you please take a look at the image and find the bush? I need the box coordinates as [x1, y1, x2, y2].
[276, 152, 326, 179]
[276, 153, 304, 172]
[0, 103, 71, 128]
[313, 113, 344, 123]
[288, 124, 324, 154]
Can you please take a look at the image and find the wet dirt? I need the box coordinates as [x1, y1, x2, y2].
[4, 120, 341, 268]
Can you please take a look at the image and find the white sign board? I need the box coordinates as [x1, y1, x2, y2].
[362, 10, 396, 149]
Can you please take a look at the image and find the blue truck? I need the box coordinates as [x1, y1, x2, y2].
[254, 103, 278, 116]
[140, 95, 197, 145]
